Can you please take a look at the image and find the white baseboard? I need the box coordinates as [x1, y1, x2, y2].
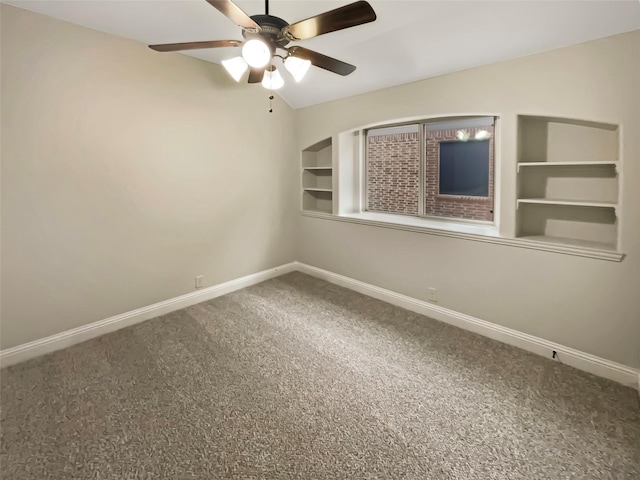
[295, 262, 639, 389]
[2, 260, 637, 390]
[0, 262, 297, 368]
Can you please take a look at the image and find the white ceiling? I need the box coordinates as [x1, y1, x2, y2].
[4, 0, 640, 109]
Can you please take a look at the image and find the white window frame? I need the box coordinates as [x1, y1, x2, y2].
[361, 116, 497, 234]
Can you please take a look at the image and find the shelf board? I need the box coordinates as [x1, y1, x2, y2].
[303, 188, 333, 193]
[302, 208, 333, 215]
[518, 235, 617, 252]
[517, 198, 617, 212]
[517, 161, 618, 173]
[303, 166, 333, 170]
[303, 138, 332, 152]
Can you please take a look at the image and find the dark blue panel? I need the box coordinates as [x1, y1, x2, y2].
[439, 140, 489, 197]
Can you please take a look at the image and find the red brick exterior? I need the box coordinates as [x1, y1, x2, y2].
[425, 126, 494, 221]
[366, 132, 419, 215]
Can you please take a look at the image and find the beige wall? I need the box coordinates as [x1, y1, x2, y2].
[295, 31, 640, 368]
[0, 5, 299, 349]
[2, 4, 638, 370]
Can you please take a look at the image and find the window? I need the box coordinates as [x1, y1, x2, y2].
[366, 117, 495, 222]
[366, 125, 420, 216]
[438, 140, 490, 197]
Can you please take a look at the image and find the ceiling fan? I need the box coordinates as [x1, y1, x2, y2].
[149, 0, 377, 90]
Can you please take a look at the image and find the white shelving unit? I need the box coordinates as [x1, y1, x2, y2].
[516, 115, 620, 251]
[301, 138, 333, 214]
[517, 198, 617, 210]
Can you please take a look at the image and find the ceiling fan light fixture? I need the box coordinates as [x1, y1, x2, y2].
[284, 56, 311, 82]
[242, 39, 272, 68]
[148, 0, 376, 89]
[262, 66, 284, 90]
[222, 56, 249, 82]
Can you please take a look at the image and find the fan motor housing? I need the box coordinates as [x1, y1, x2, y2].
[244, 15, 290, 49]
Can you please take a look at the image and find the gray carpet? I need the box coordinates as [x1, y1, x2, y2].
[1, 272, 638, 479]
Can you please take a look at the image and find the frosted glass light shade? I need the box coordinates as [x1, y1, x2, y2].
[242, 39, 271, 68]
[222, 57, 248, 82]
[262, 67, 284, 90]
[284, 56, 311, 82]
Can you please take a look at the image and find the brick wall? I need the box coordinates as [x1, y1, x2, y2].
[425, 126, 494, 221]
[366, 132, 419, 215]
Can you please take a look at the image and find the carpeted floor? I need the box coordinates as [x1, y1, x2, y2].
[1, 272, 639, 479]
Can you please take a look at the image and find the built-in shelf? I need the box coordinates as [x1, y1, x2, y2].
[301, 138, 334, 214]
[302, 137, 332, 168]
[517, 161, 618, 172]
[516, 115, 621, 252]
[517, 198, 618, 212]
[302, 190, 332, 214]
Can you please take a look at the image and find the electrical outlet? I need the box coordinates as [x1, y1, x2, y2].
[427, 287, 438, 302]
[195, 275, 204, 289]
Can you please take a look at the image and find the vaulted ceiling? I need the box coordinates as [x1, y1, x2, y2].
[4, 0, 640, 108]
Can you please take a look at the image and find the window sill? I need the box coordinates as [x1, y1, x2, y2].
[300, 210, 624, 262]
[342, 211, 499, 237]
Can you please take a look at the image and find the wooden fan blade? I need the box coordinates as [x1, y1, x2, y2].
[284, 1, 376, 40]
[248, 68, 265, 83]
[149, 40, 241, 52]
[288, 46, 356, 76]
[206, 0, 261, 31]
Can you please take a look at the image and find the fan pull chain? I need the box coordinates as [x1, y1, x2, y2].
[268, 95, 274, 113]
